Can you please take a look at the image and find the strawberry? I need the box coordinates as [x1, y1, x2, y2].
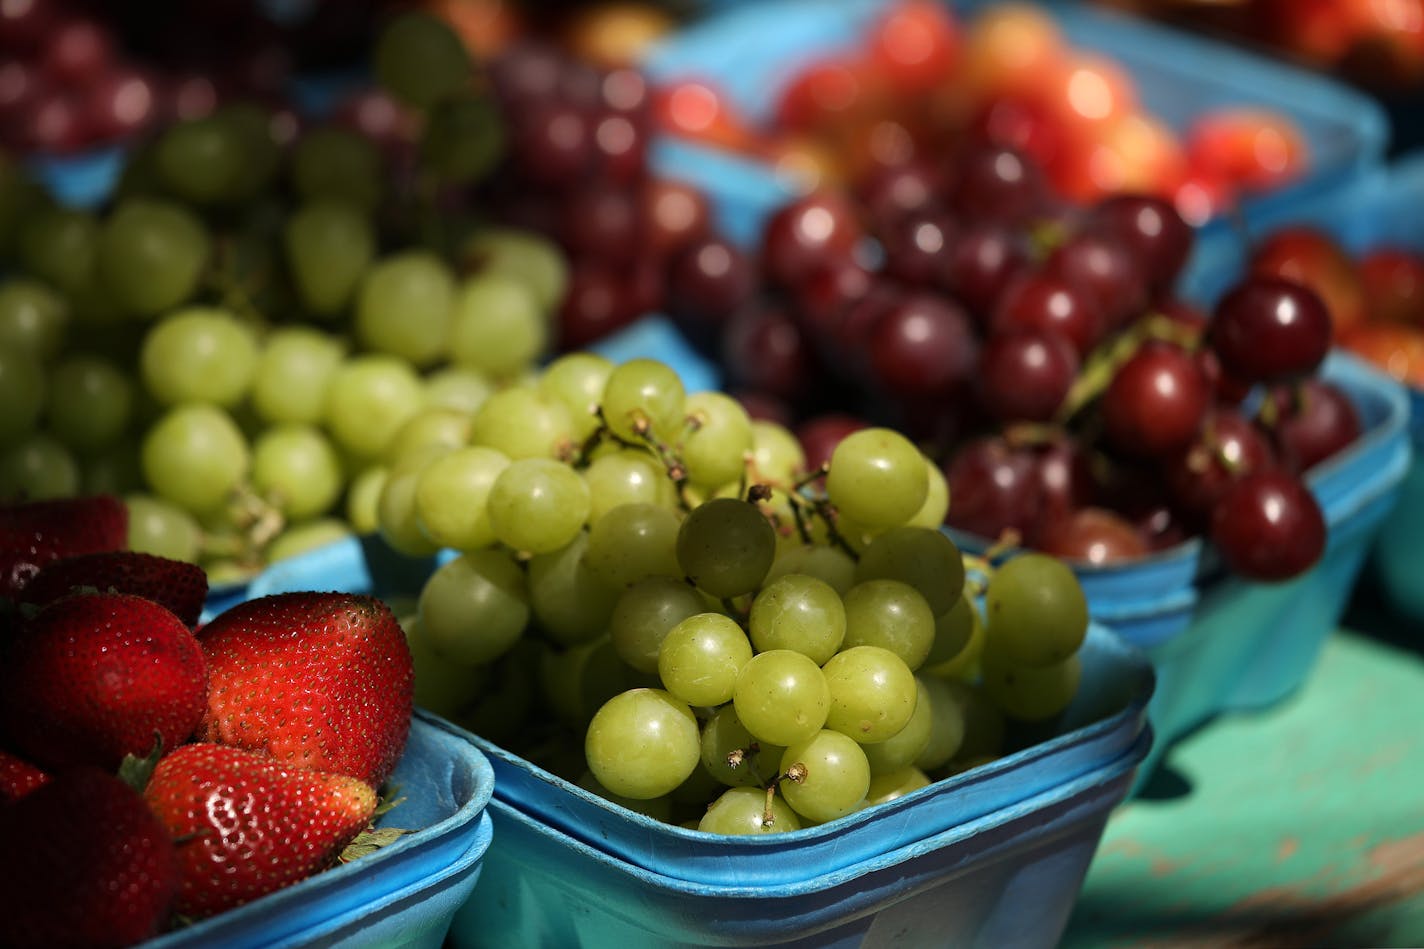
[0, 766, 179, 948]
[0, 592, 208, 770]
[198, 592, 414, 787]
[19, 550, 209, 627]
[0, 748, 49, 803]
[144, 743, 377, 919]
[0, 494, 128, 600]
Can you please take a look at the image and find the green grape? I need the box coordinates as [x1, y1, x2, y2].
[732, 649, 830, 747]
[676, 497, 776, 599]
[346, 464, 388, 535]
[600, 357, 685, 442]
[402, 613, 490, 718]
[538, 636, 635, 729]
[584, 501, 682, 589]
[700, 705, 784, 789]
[534, 353, 607, 440]
[374, 11, 471, 108]
[141, 404, 250, 515]
[202, 558, 255, 589]
[264, 517, 353, 564]
[657, 612, 753, 708]
[586, 688, 700, 800]
[413, 445, 508, 551]
[527, 532, 620, 647]
[487, 457, 590, 554]
[748, 573, 846, 664]
[576, 771, 673, 822]
[862, 766, 931, 809]
[861, 677, 933, 775]
[670, 761, 725, 808]
[140, 307, 258, 407]
[825, 428, 928, 529]
[356, 252, 455, 368]
[854, 526, 965, 616]
[377, 446, 448, 557]
[324, 354, 425, 460]
[154, 115, 247, 205]
[386, 406, 471, 462]
[922, 593, 976, 671]
[699, 786, 802, 835]
[608, 574, 708, 675]
[822, 645, 918, 744]
[764, 543, 857, 596]
[251, 424, 343, 520]
[425, 365, 494, 415]
[0, 433, 79, 499]
[914, 674, 966, 771]
[984, 552, 1089, 667]
[421, 93, 505, 184]
[290, 126, 382, 212]
[981, 650, 1081, 722]
[469, 384, 575, 460]
[284, 200, 376, 316]
[0, 347, 45, 447]
[461, 227, 569, 315]
[0, 278, 68, 360]
[18, 206, 97, 295]
[941, 680, 1006, 765]
[45, 354, 134, 452]
[678, 391, 752, 489]
[0, 157, 51, 260]
[124, 493, 202, 562]
[841, 579, 936, 670]
[83, 444, 143, 495]
[214, 102, 282, 200]
[419, 548, 530, 666]
[583, 449, 673, 523]
[906, 455, 950, 529]
[778, 729, 871, 824]
[448, 271, 546, 379]
[748, 420, 806, 483]
[250, 327, 346, 425]
[96, 198, 209, 317]
[447, 639, 539, 746]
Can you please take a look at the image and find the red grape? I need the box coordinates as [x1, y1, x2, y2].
[1266, 378, 1362, 474]
[1100, 341, 1209, 456]
[1036, 507, 1149, 565]
[990, 270, 1105, 357]
[1210, 470, 1326, 581]
[1086, 193, 1192, 292]
[975, 329, 1078, 423]
[1208, 276, 1333, 383]
[868, 292, 978, 398]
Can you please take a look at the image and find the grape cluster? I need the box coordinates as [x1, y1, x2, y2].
[390, 354, 1092, 833]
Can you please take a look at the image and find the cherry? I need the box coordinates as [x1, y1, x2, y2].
[966, 93, 1062, 169]
[1266, 378, 1362, 474]
[975, 329, 1078, 423]
[866, 0, 961, 95]
[1100, 341, 1209, 457]
[1340, 322, 1424, 386]
[1208, 276, 1333, 383]
[1210, 470, 1326, 582]
[1187, 109, 1306, 194]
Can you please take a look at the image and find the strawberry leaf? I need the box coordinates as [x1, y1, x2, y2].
[374, 783, 406, 817]
[117, 733, 165, 792]
[339, 826, 411, 863]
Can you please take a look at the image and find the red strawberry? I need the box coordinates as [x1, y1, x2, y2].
[0, 749, 49, 803]
[198, 592, 414, 787]
[0, 592, 208, 770]
[0, 494, 128, 599]
[144, 743, 377, 919]
[20, 550, 209, 627]
[0, 766, 179, 948]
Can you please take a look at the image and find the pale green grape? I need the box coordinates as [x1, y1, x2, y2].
[324, 354, 425, 460]
[608, 574, 708, 674]
[537, 352, 611, 441]
[941, 679, 1006, 763]
[449, 271, 546, 379]
[419, 548, 530, 666]
[124, 493, 201, 562]
[586, 688, 700, 800]
[600, 357, 685, 442]
[45, 354, 134, 452]
[584, 501, 682, 588]
[922, 593, 975, 670]
[140, 307, 259, 407]
[18, 206, 97, 296]
[825, 428, 928, 528]
[468, 385, 575, 459]
[264, 517, 353, 564]
[906, 455, 950, 529]
[403, 613, 490, 719]
[678, 391, 752, 489]
[290, 126, 382, 212]
[0, 433, 78, 499]
[538, 636, 635, 729]
[576, 771, 673, 822]
[356, 252, 455, 368]
[732, 649, 830, 747]
[96, 198, 209, 317]
[346, 465, 388, 535]
[155, 115, 247, 205]
[487, 457, 590, 554]
[748, 573, 846, 664]
[377, 447, 448, 557]
[841, 579, 936, 670]
[914, 674, 966, 771]
[854, 526, 965, 616]
[657, 612, 753, 708]
[141, 404, 250, 515]
[527, 532, 620, 647]
[284, 199, 375, 316]
[386, 407, 471, 462]
[250, 327, 346, 426]
[374, 11, 471, 108]
[0, 347, 45, 446]
[778, 730, 871, 824]
[862, 767, 931, 808]
[413, 445, 508, 551]
[463, 227, 569, 315]
[583, 449, 674, 523]
[861, 677, 933, 775]
[0, 279, 68, 360]
[764, 544, 857, 596]
[984, 552, 1089, 667]
[822, 645, 918, 744]
[748, 420, 805, 483]
[925, 597, 985, 682]
[425, 365, 494, 415]
[700, 705, 784, 789]
[981, 650, 1081, 722]
[213, 102, 281, 200]
[251, 424, 343, 519]
[699, 786, 802, 835]
[676, 497, 776, 598]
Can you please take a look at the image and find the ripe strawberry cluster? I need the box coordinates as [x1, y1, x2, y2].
[0, 494, 416, 949]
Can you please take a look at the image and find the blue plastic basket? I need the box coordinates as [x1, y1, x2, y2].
[138, 709, 495, 949]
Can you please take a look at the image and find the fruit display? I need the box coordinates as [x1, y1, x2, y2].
[0, 494, 418, 948]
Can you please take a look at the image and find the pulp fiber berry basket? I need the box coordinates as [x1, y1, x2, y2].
[138, 709, 495, 949]
[639, 0, 1388, 268]
[1181, 151, 1424, 626]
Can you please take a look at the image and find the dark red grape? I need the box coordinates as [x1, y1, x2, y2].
[868, 292, 978, 399]
[557, 263, 638, 350]
[665, 234, 758, 340]
[511, 100, 592, 187]
[990, 270, 1105, 357]
[792, 255, 876, 348]
[975, 330, 1078, 423]
[1042, 231, 1146, 332]
[1036, 507, 1149, 565]
[1208, 276, 1333, 383]
[1033, 435, 1099, 531]
[39, 16, 112, 88]
[600, 67, 650, 118]
[1267, 378, 1362, 473]
[488, 42, 565, 110]
[947, 143, 1048, 227]
[590, 109, 646, 183]
[761, 190, 863, 290]
[0, 0, 56, 53]
[1100, 341, 1209, 456]
[23, 88, 88, 153]
[733, 390, 795, 428]
[1087, 193, 1192, 292]
[939, 223, 1029, 324]
[81, 67, 158, 142]
[332, 87, 418, 153]
[1164, 408, 1275, 517]
[559, 184, 640, 265]
[880, 212, 957, 286]
[965, 94, 1062, 170]
[855, 159, 945, 230]
[638, 179, 711, 261]
[1210, 470, 1326, 581]
[720, 300, 815, 402]
[944, 436, 1041, 542]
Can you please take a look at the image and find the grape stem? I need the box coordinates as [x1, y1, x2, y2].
[762, 786, 778, 829]
[1055, 314, 1204, 424]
